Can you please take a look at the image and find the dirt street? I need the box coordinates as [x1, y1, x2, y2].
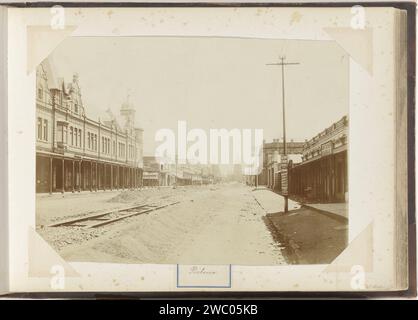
[36, 183, 286, 265]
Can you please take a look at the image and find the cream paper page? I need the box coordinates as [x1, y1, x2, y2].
[7, 6, 399, 292]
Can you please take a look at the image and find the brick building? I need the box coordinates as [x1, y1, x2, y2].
[36, 61, 143, 193]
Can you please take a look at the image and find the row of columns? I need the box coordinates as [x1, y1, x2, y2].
[287, 152, 347, 202]
[46, 156, 143, 194]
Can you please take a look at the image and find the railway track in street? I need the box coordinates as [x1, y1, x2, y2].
[47, 201, 181, 229]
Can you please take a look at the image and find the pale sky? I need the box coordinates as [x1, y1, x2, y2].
[47, 36, 348, 155]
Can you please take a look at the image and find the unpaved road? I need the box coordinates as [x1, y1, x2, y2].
[37, 183, 286, 265]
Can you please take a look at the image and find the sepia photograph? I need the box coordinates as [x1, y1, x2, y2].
[35, 36, 349, 266]
[0, 1, 414, 297]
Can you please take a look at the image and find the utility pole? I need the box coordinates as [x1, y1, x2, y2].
[266, 56, 300, 213]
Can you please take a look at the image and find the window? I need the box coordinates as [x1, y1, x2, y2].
[87, 132, 91, 149]
[118, 142, 126, 157]
[74, 103, 78, 114]
[74, 128, 78, 147]
[78, 129, 82, 147]
[38, 86, 43, 100]
[70, 127, 73, 145]
[63, 126, 67, 143]
[37, 118, 42, 140]
[120, 143, 126, 157]
[43, 119, 48, 141]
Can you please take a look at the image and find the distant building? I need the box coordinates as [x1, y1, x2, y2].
[142, 156, 174, 186]
[142, 157, 216, 186]
[253, 140, 304, 188]
[262, 139, 305, 167]
[173, 163, 215, 186]
[36, 61, 143, 193]
[288, 115, 348, 202]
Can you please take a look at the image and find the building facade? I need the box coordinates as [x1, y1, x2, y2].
[288, 115, 348, 202]
[36, 62, 144, 193]
[142, 156, 170, 186]
[255, 140, 304, 188]
[142, 157, 216, 187]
